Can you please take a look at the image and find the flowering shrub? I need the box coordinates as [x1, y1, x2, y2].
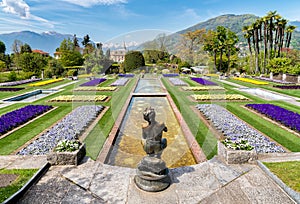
[79, 78, 106, 86]
[74, 87, 117, 91]
[0, 105, 53, 135]
[246, 104, 300, 132]
[110, 78, 129, 86]
[222, 139, 254, 151]
[29, 78, 63, 87]
[169, 78, 187, 86]
[273, 85, 300, 89]
[54, 140, 81, 152]
[233, 77, 268, 85]
[0, 87, 25, 92]
[196, 104, 285, 153]
[48, 95, 108, 102]
[18, 105, 104, 155]
[183, 86, 224, 91]
[191, 77, 217, 85]
[191, 94, 249, 101]
[163, 73, 179, 77]
[0, 78, 41, 86]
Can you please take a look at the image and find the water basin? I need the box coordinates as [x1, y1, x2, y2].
[134, 78, 165, 93]
[4, 89, 59, 102]
[106, 96, 196, 168]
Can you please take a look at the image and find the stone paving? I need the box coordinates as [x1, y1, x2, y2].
[0, 155, 295, 204]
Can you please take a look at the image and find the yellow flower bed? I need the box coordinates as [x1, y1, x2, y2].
[29, 78, 63, 87]
[191, 94, 249, 101]
[74, 87, 117, 91]
[204, 74, 219, 77]
[77, 74, 93, 78]
[49, 95, 108, 102]
[233, 77, 268, 85]
[183, 86, 225, 91]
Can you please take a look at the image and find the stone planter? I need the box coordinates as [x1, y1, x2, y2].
[47, 143, 86, 165]
[218, 141, 257, 164]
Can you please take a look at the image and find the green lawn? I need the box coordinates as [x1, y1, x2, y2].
[263, 161, 300, 192]
[0, 168, 38, 203]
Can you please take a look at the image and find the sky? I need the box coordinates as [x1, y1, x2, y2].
[1, 0, 300, 45]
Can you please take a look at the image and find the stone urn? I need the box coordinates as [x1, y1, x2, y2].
[47, 143, 86, 165]
[218, 141, 257, 164]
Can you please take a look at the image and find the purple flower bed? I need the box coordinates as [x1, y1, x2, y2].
[118, 74, 134, 77]
[18, 105, 104, 155]
[110, 78, 129, 86]
[0, 78, 41, 86]
[273, 85, 300, 89]
[0, 87, 25, 92]
[80, 78, 106, 86]
[255, 77, 294, 84]
[163, 73, 179, 77]
[191, 77, 217, 85]
[246, 104, 300, 132]
[0, 105, 53, 135]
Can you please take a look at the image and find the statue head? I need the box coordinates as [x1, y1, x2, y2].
[143, 107, 156, 124]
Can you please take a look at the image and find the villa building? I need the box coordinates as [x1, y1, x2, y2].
[32, 49, 49, 57]
[110, 49, 127, 63]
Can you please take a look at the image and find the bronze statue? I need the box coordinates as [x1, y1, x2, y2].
[135, 107, 171, 192]
[142, 107, 167, 157]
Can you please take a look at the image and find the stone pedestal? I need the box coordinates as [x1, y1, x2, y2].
[134, 156, 171, 192]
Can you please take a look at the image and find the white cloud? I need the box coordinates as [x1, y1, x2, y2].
[60, 0, 127, 8]
[0, 0, 30, 18]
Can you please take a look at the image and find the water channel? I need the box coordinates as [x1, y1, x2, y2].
[106, 78, 196, 168]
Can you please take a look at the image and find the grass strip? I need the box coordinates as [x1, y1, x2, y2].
[0, 169, 38, 203]
[263, 161, 300, 192]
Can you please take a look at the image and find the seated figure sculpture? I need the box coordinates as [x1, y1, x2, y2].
[142, 107, 167, 158]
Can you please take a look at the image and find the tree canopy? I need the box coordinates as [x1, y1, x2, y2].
[124, 51, 145, 72]
[0, 41, 6, 54]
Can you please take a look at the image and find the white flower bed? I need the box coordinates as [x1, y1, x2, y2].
[196, 104, 285, 153]
[110, 78, 129, 86]
[18, 105, 104, 155]
[168, 78, 187, 86]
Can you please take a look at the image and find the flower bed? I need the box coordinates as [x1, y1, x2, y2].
[48, 95, 108, 102]
[183, 86, 224, 91]
[246, 104, 300, 132]
[191, 94, 249, 101]
[0, 105, 53, 135]
[255, 76, 294, 84]
[0, 78, 41, 86]
[163, 73, 179, 77]
[29, 78, 63, 87]
[118, 74, 134, 77]
[191, 77, 217, 85]
[0, 87, 25, 92]
[218, 141, 257, 164]
[79, 78, 106, 86]
[47, 140, 86, 165]
[110, 78, 129, 86]
[233, 77, 268, 85]
[74, 87, 117, 91]
[196, 104, 285, 153]
[18, 105, 104, 155]
[169, 78, 187, 86]
[273, 85, 300, 89]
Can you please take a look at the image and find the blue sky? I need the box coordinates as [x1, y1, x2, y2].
[1, 0, 300, 45]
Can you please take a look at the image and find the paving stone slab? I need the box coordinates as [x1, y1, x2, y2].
[89, 163, 135, 204]
[5, 155, 47, 169]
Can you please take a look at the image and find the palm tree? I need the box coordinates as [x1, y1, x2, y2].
[285, 25, 297, 48]
[242, 25, 253, 55]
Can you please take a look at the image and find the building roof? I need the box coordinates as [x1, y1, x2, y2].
[32, 49, 49, 55]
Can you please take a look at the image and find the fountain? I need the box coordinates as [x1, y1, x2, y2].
[134, 107, 171, 192]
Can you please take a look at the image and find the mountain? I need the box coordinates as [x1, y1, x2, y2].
[0, 31, 75, 55]
[140, 14, 300, 53]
